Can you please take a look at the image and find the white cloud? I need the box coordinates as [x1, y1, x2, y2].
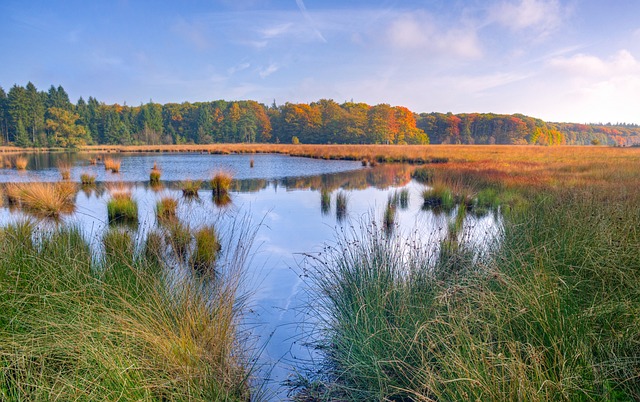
[258, 63, 280, 78]
[386, 12, 482, 59]
[259, 23, 293, 39]
[549, 49, 640, 77]
[227, 62, 251, 75]
[490, 0, 564, 38]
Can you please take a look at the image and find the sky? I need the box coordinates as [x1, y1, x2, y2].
[1, 0, 639, 124]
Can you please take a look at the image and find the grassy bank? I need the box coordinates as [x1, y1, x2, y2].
[301, 164, 640, 400]
[0, 220, 256, 400]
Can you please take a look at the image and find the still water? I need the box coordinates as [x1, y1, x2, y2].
[0, 152, 501, 398]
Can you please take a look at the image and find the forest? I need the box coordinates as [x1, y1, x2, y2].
[1, 82, 638, 148]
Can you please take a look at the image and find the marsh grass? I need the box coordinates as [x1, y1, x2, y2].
[103, 157, 121, 173]
[14, 156, 28, 170]
[301, 174, 640, 400]
[4, 181, 77, 218]
[0, 218, 256, 401]
[80, 172, 96, 186]
[421, 183, 454, 211]
[150, 162, 161, 185]
[156, 196, 178, 221]
[165, 220, 191, 260]
[335, 192, 347, 222]
[181, 180, 202, 197]
[398, 188, 409, 209]
[382, 195, 397, 235]
[191, 225, 221, 272]
[211, 172, 233, 197]
[107, 184, 137, 224]
[58, 162, 71, 180]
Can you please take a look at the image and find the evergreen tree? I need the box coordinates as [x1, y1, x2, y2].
[14, 119, 29, 147]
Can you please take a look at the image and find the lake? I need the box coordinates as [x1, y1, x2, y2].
[0, 152, 501, 398]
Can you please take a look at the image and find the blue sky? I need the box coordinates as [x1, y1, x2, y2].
[1, 0, 639, 124]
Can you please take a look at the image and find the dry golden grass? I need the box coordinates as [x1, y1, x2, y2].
[14, 156, 28, 170]
[58, 162, 71, 180]
[4, 181, 77, 218]
[103, 157, 121, 173]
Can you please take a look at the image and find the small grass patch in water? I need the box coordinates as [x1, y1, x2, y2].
[411, 166, 433, 183]
[150, 162, 161, 185]
[58, 162, 71, 180]
[165, 220, 191, 259]
[80, 172, 96, 186]
[421, 183, 454, 211]
[14, 156, 28, 170]
[4, 181, 77, 218]
[180, 180, 202, 197]
[191, 225, 221, 272]
[156, 196, 178, 221]
[104, 157, 121, 173]
[211, 172, 233, 198]
[107, 185, 137, 224]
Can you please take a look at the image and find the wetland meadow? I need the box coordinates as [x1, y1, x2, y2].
[0, 144, 639, 401]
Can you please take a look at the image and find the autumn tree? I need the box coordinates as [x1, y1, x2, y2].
[45, 107, 90, 148]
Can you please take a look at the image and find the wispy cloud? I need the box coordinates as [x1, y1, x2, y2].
[259, 23, 293, 39]
[386, 12, 482, 59]
[258, 63, 280, 78]
[295, 0, 327, 43]
[489, 0, 565, 39]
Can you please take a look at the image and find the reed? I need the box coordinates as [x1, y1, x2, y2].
[14, 156, 28, 170]
[156, 196, 178, 221]
[180, 180, 202, 197]
[211, 172, 233, 197]
[103, 157, 121, 173]
[421, 183, 454, 211]
[4, 181, 77, 218]
[191, 225, 221, 272]
[150, 162, 161, 185]
[58, 162, 71, 180]
[165, 220, 191, 259]
[80, 172, 96, 186]
[106, 184, 137, 223]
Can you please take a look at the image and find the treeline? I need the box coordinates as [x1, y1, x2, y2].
[0, 82, 638, 148]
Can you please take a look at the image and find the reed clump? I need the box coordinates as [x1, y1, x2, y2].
[14, 156, 28, 170]
[80, 172, 96, 186]
[211, 172, 233, 198]
[4, 181, 77, 218]
[103, 157, 121, 173]
[421, 183, 454, 211]
[107, 184, 137, 223]
[191, 225, 221, 272]
[150, 162, 161, 185]
[180, 180, 202, 197]
[58, 162, 71, 180]
[156, 196, 178, 221]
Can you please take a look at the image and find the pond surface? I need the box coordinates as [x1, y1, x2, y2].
[0, 152, 501, 399]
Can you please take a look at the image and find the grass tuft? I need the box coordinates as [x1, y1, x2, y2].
[150, 162, 161, 185]
[180, 180, 202, 197]
[104, 157, 121, 173]
[4, 181, 77, 218]
[14, 156, 28, 170]
[191, 225, 221, 272]
[156, 196, 178, 221]
[80, 172, 96, 186]
[211, 172, 233, 198]
[106, 184, 137, 224]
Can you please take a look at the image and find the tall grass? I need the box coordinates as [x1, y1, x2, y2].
[0, 219, 257, 401]
[107, 184, 138, 224]
[211, 172, 233, 198]
[191, 225, 221, 272]
[103, 157, 121, 173]
[181, 180, 202, 197]
[58, 162, 71, 180]
[156, 196, 178, 221]
[4, 181, 77, 218]
[80, 172, 96, 186]
[301, 179, 640, 400]
[14, 156, 28, 170]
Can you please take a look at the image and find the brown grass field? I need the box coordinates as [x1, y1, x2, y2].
[73, 144, 640, 189]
